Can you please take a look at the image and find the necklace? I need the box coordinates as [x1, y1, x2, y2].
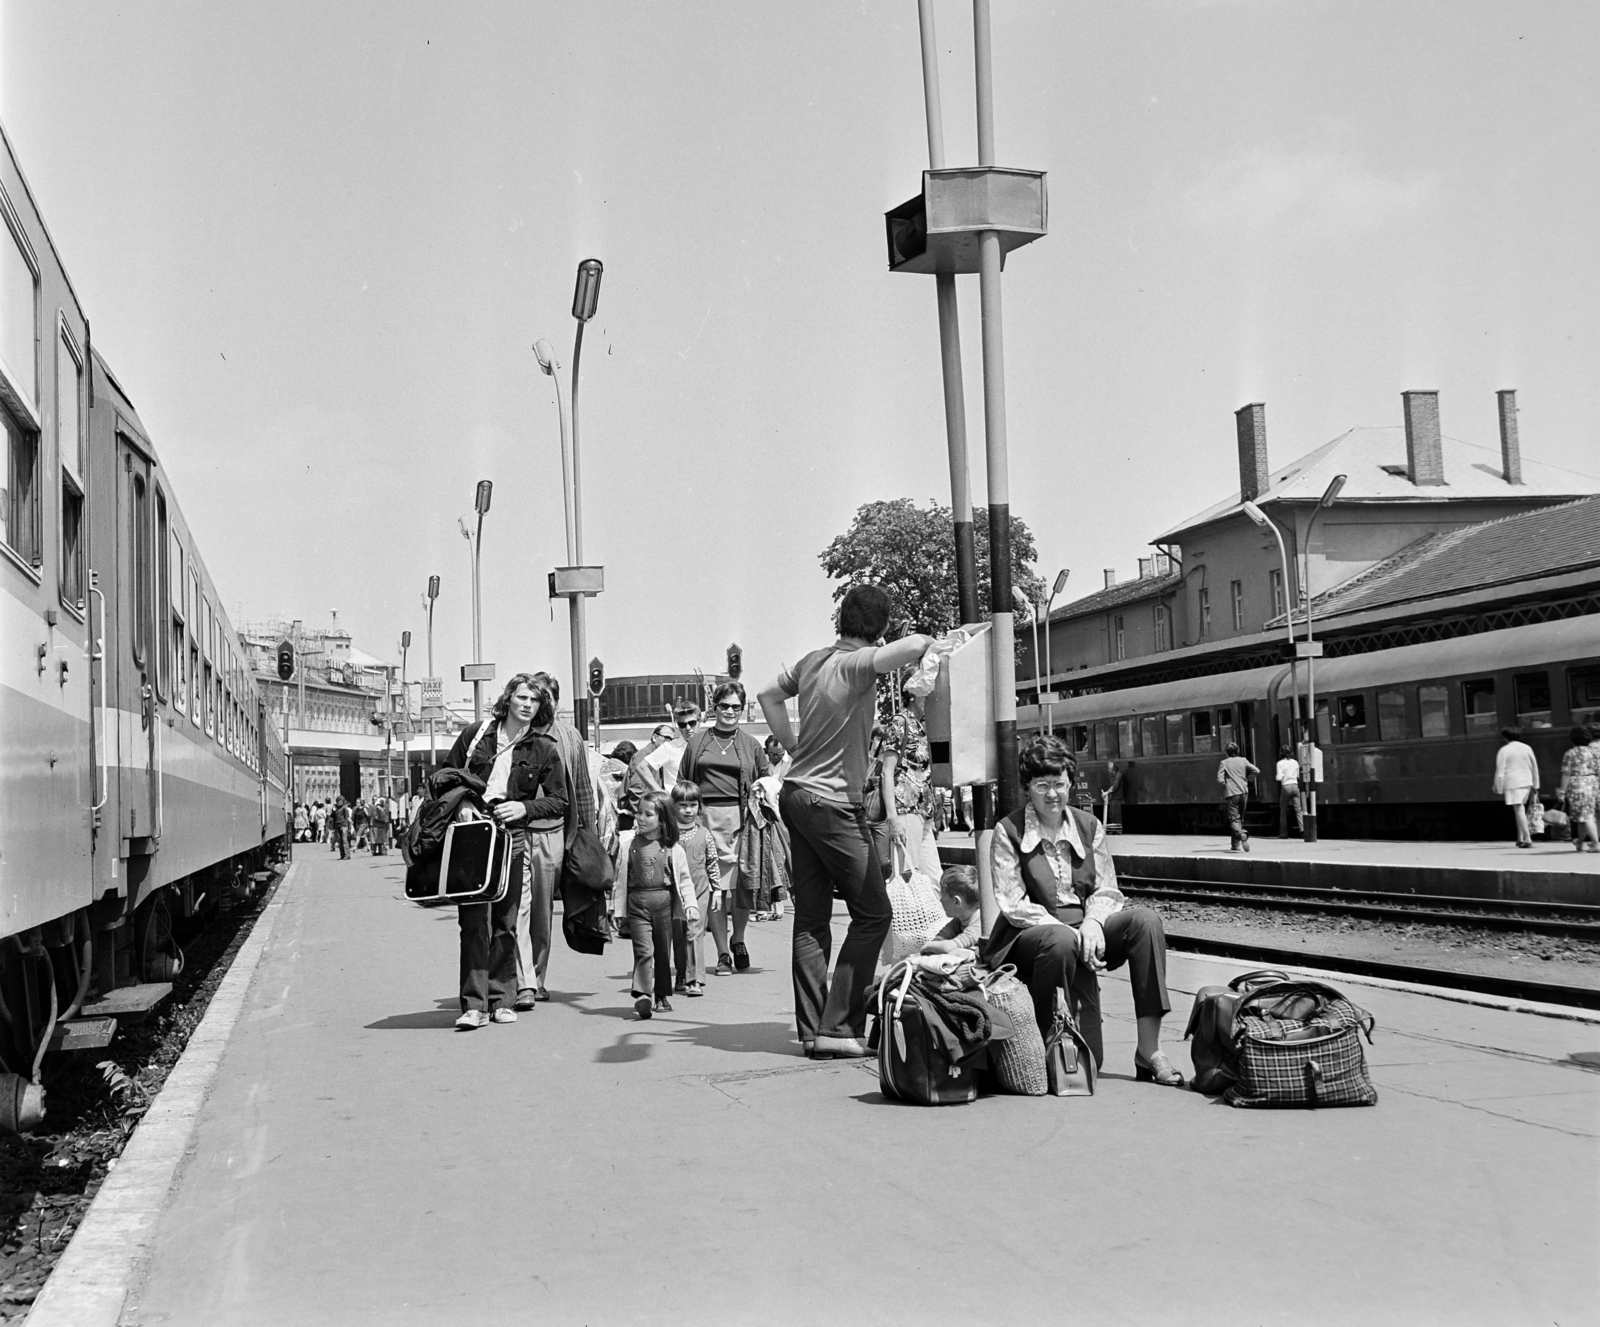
[711, 730, 738, 755]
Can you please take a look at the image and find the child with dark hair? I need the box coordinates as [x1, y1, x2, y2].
[920, 865, 982, 955]
[618, 791, 699, 1018]
[670, 780, 722, 996]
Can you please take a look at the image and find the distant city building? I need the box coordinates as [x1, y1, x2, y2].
[1020, 392, 1600, 700]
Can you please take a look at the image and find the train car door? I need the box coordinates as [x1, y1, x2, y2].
[117, 436, 158, 850]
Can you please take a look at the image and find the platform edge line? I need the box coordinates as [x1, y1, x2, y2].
[24, 863, 300, 1327]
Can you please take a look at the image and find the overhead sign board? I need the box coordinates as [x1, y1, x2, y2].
[1294, 641, 1324, 659]
[461, 663, 496, 682]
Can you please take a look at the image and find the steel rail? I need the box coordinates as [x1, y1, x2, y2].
[1164, 932, 1600, 1011]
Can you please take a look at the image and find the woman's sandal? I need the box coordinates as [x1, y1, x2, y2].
[1134, 1050, 1186, 1087]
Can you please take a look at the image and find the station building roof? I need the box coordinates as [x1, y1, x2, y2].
[1270, 494, 1600, 629]
[1155, 426, 1600, 543]
[1044, 570, 1185, 625]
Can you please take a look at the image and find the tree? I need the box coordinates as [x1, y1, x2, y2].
[818, 499, 1045, 637]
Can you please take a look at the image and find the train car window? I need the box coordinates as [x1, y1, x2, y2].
[1117, 718, 1137, 759]
[1218, 707, 1235, 752]
[1462, 678, 1497, 734]
[1071, 725, 1092, 758]
[1513, 672, 1553, 729]
[4, 406, 41, 567]
[1571, 667, 1600, 728]
[1165, 713, 1189, 754]
[1337, 694, 1367, 738]
[132, 474, 151, 665]
[190, 640, 202, 725]
[1, 209, 37, 409]
[155, 492, 170, 699]
[1139, 715, 1164, 757]
[1376, 691, 1407, 741]
[60, 472, 85, 608]
[58, 327, 83, 479]
[1315, 699, 1333, 745]
[1191, 711, 1214, 754]
[1094, 720, 1115, 758]
[1419, 685, 1449, 738]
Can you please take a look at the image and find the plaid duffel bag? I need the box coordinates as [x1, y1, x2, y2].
[1223, 980, 1378, 1109]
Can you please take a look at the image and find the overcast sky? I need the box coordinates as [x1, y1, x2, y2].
[4, 1, 1595, 701]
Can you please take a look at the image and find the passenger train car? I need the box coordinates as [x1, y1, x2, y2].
[1045, 615, 1600, 838]
[2, 126, 287, 1124]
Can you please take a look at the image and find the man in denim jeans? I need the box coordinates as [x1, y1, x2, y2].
[759, 586, 932, 1059]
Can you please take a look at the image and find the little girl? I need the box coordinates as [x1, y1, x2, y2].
[671, 781, 724, 997]
[617, 791, 699, 1018]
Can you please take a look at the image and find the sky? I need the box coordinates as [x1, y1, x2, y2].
[3, 0, 1596, 706]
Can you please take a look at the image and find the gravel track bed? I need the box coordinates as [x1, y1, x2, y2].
[0, 878, 280, 1319]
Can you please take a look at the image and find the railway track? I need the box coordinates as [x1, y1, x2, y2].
[1122, 875, 1600, 938]
[1163, 931, 1600, 1012]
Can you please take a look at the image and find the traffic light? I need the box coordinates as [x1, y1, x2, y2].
[725, 642, 742, 680]
[588, 657, 605, 696]
[277, 640, 295, 681]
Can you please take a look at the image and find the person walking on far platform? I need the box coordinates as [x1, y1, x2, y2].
[1217, 743, 1259, 852]
[758, 584, 932, 1059]
[368, 795, 392, 855]
[1493, 727, 1541, 849]
[1556, 725, 1599, 853]
[1275, 745, 1303, 838]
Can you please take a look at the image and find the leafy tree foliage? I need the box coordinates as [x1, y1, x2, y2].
[819, 499, 1046, 636]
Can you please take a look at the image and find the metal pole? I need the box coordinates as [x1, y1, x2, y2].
[1303, 521, 1319, 842]
[918, 0, 989, 841]
[426, 591, 436, 773]
[570, 321, 589, 741]
[1028, 602, 1042, 738]
[400, 640, 409, 802]
[384, 666, 394, 802]
[973, 0, 1020, 817]
[472, 514, 484, 723]
[549, 359, 584, 741]
[1043, 577, 1065, 734]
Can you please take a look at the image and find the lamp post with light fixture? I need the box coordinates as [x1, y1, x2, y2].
[1013, 587, 1042, 736]
[1300, 474, 1347, 842]
[460, 479, 492, 723]
[1041, 568, 1068, 734]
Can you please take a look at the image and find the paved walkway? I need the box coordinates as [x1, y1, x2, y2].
[69, 850, 1600, 1325]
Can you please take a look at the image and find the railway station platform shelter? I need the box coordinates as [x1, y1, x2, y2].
[30, 848, 1600, 1326]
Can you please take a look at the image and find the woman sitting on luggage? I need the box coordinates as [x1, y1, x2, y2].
[987, 734, 1184, 1086]
[440, 674, 568, 1030]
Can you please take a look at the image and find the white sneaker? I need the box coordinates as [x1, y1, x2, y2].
[491, 1008, 517, 1024]
[455, 1009, 488, 1030]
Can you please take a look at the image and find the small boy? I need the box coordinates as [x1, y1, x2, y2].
[920, 865, 982, 955]
[670, 781, 723, 995]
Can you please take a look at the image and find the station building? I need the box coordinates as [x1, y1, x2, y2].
[1019, 390, 1600, 705]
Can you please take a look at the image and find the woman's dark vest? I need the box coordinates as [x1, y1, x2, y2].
[998, 805, 1099, 923]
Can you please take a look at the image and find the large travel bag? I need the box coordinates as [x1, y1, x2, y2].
[1223, 979, 1378, 1109]
[872, 961, 982, 1106]
[403, 815, 512, 908]
[1184, 968, 1292, 1096]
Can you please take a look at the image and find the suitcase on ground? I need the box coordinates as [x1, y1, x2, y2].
[1184, 968, 1291, 1096]
[872, 961, 980, 1106]
[404, 816, 511, 907]
[1223, 979, 1378, 1109]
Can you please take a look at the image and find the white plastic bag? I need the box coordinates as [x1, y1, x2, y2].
[882, 843, 948, 965]
[904, 629, 971, 700]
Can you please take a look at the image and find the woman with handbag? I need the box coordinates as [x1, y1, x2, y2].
[988, 734, 1184, 1086]
[878, 690, 942, 881]
[439, 675, 567, 1030]
[677, 681, 770, 974]
[1556, 725, 1599, 852]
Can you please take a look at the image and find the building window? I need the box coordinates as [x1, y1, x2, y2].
[1154, 604, 1171, 653]
[1198, 588, 1210, 638]
[1230, 580, 1244, 631]
[1113, 615, 1125, 661]
[1269, 569, 1285, 619]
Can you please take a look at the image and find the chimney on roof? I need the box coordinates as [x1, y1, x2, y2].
[1138, 556, 1154, 579]
[1103, 568, 1116, 589]
[1497, 389, 1523, 485]
[1235, 402, 1269, 502]
[1402, 390, 1445, 486]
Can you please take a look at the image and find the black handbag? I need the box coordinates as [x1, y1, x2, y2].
[1183, 968, 1292, 1096]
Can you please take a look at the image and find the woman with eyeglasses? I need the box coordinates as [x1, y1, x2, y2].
[678, 681, 770, 974]
[989, 733, 1183, 1085]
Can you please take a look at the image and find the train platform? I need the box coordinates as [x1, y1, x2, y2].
[29, 851, 1600, 1327]
[938, 831, 1600, 904]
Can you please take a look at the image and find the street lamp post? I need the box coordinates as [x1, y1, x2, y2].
[1042, 568, 1068, 734]
[399, 630, 411, 803]
[1013, 588, 1043, 738]
[461, 480, 492, 722]
[1241, 499, 1299, 738]
[425, 575, 439, 773]
[1300, 474, 1347, 843]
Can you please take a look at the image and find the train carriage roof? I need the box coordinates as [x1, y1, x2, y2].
[1308, 616, 1600, 692]
[1051, 664, 1289, 722]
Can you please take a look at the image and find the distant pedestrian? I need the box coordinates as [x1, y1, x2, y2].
[293, 802, 310, 842]
[603, 741, 638, 832]
[1217, 743, 1259, 852]
[352, 799, 369, 850]
[878, 689, 942, 881]
[1493, 727, 1540, 849]
[331, 798, 352, 859]
[627, 725, 676, 813]
[368, 796, 392, 855]
[644, 702, 701, 792]
[312, 801, 328, 843]
[1275, 745, 1303, 838]
[1556, 725, 1599, 853]
[1099, 761, 1125, 833]
[758, 584, 932, 1058]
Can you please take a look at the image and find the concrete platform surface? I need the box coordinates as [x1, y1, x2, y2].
[100, 851, 1599, 1327]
